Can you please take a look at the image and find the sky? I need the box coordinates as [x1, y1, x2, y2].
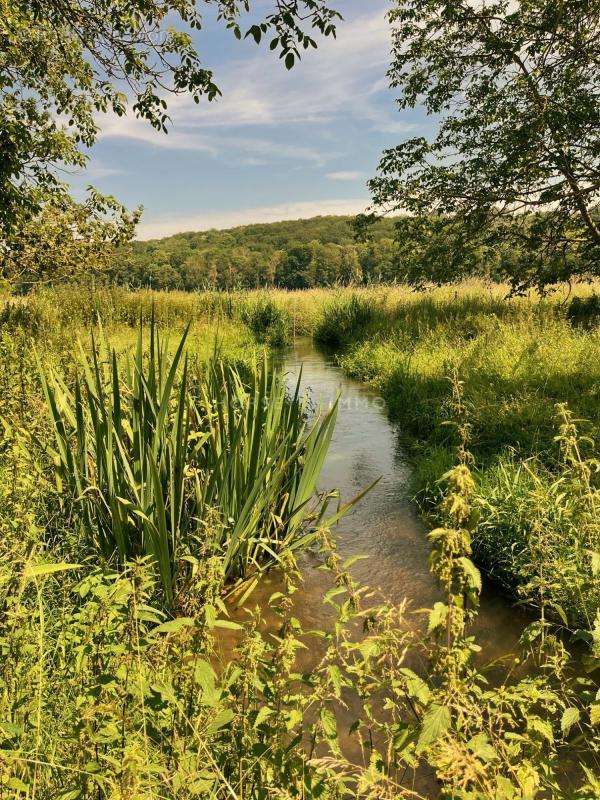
[70, 0, 433, 240]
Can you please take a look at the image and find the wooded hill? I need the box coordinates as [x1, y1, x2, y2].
[108, 215, 400, 289]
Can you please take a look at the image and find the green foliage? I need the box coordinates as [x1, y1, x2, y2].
[395, 397, 600, 800]
[1, 0, 340, 285]
[475, 405, 600, 628]
[2, 192, 139, 289]
[239, 295, 292, 346]
[3, 285, 600, 798]
[567, 293, 600, 329]
[107, 216, 401, 290]
[334, 285, 600, 626]
[39, 320, 337, 606]
[371, 0, 600, 290]
[314, 292, 378, 348]
[340, 291, 600, 460]
[0, 555, 359, 799]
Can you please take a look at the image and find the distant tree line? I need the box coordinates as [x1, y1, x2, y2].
[105, 216, 404, 290]
[105, 213, 599, 293]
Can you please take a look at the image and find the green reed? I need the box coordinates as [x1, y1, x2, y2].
[39, 319, 337, 606]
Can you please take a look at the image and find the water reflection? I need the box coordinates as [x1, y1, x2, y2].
[273, 339, 529, 652]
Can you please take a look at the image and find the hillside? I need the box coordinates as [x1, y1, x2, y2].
[108, 215, 400, 289]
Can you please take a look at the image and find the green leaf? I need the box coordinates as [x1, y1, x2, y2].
[468, 733, 498, 762]
[527, 716, 554, 743]
[342, 554, 369, 569]
[24, 562, 80, 579]
[254, 706, 274, 728]
[561, 707, 580, 735]
[7, 778, 30, 794]
[286, 708, 303, 730]
[207, 709, 234, 733]
[398, 668, 431, 705]
[495, 775, 516, 800]
[152, 617, 196, 635]
[427, 601, 448, 633]
[194, 660, 216, 693]
[320, 707, 338, 741]
[213, 619, 242, 630]
[457, 557, 482, 592]
[327, 664, 343, 697]
[152, 680, 179, 706]
[417, 704, 451, 749]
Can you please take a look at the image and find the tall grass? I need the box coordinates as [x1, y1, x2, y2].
[313, 292, 379, 348]
[39, 320, 337, 606]
[238, 295, 292, 346]
[3, 284, 600, 797]
[325, 287, 600, 626]
[473, 406, 600, 627]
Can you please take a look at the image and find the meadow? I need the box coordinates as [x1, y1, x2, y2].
[1, 283, 600, 798]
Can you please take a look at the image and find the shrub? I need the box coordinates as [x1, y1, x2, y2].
[567, 293, 600, 329]
[474, 406, 600, 627]
[240, 296, 292, 346]
[314, 293, 377, 348]
[0, 299, 51, 336]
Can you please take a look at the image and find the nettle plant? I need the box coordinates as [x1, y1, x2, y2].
[400, 377, 600, 799]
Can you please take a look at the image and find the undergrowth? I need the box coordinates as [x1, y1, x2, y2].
[2, 284, 600, 797]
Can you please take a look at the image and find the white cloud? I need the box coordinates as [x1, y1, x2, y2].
[82, 163, 124, 179]
[99, 8, 399, 162]
[99, 113, 218, 154]
[136, 197, 370, 239]
[373, 120, 419, 135]
[326, 171, 364, 181]
[178, 10, 392, 130]
[224, 136, 326, 164]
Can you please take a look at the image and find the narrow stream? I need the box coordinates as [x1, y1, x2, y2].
[273, 338, 531, 655]
[221, 338, 535, 796]
[219, 338, 551, 795]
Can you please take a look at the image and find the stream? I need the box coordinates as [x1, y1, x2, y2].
[273, 338, 530, 653]
[223, 338, 534, 796]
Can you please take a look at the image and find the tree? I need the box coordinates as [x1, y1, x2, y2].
[275, 245, 313, 289]
[370, 0, 600, 291]
[2, 190, 138, 288]
[1, 0, 340, 283]
[309, 240, 333, 285]
[338, 244, 362, 284]
[359, 238, 401, 283]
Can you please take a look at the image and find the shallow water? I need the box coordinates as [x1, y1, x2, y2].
[268, 338, 530, 652]
[222, 338, 533, 795]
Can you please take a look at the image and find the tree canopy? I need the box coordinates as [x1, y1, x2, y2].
[0, 0, 340, 283]
[104, 215, 402, 290]
[370, 0, 600, 291]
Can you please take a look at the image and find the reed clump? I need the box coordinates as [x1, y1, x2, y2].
[39, 320, 337, 607]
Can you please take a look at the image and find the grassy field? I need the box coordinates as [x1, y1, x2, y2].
[2, 284, 600, 798]
[4, 282, 600, 625]
[4, 281, 600, 625]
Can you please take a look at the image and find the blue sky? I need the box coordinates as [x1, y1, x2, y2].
[72, 0, 432, 239]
